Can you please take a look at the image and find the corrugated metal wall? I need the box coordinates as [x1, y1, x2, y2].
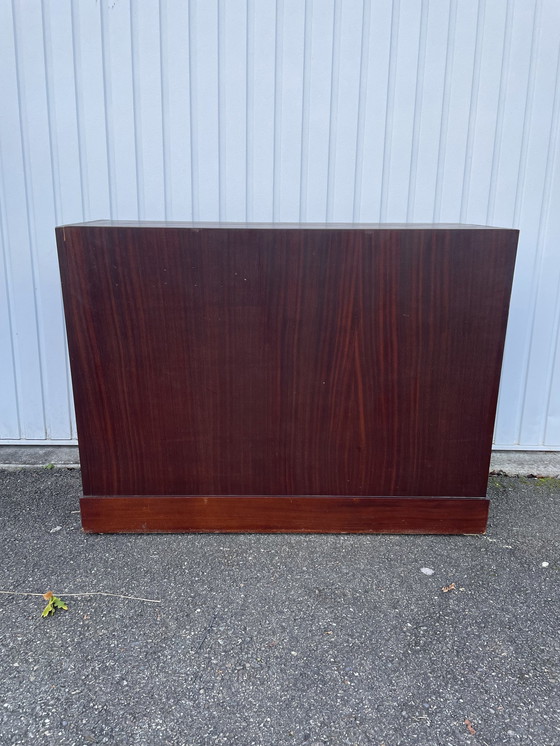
[1, 0, 560, 449]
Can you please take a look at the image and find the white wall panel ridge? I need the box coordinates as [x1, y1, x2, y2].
[1, 0, 560, 449]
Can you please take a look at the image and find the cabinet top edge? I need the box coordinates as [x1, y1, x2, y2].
[57, 220, 518, 232]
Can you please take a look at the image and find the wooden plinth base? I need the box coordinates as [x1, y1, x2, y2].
[80, 495, 489, 534]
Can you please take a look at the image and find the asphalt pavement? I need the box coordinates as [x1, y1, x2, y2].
[0, 469, 558, 746]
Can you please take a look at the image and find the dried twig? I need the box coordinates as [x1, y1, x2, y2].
[0, 590, 161, 603]
[194, 611, 219, 653]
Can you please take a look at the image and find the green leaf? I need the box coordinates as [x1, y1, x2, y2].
[41, 594, 68, 617]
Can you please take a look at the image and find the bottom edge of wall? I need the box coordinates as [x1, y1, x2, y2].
[0, 444, 559, 477]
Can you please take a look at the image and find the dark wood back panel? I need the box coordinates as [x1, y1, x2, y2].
[57, 224, 517, 499]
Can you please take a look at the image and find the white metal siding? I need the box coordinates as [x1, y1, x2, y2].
[1, 0, 560, 449]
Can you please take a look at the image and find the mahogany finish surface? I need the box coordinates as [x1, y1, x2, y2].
[56, 222, 518, 533]
[80, 496, 489, 534]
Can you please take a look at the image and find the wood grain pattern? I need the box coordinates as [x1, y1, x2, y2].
[56, 222, 518, 533]
[80, 496, 489, 534]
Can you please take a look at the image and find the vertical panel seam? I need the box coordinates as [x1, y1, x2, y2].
[513, 1, 540, 225]
[69, 1, 86, 218]
[158, 0, 169, 220]
[245, 0, 252, 221]
[99, 0, 115, 218]
[188, 1, 198, 220]
[0, 147, 22, 437]
[459, 0, 486, 222]
[40, 0, 61, 223]
[130, 1, 142, 218]
[352, 0, 370, 223]
[379, 0, 400, 222]
[326, 0, 341, 221]
[10, 0, 48, 437]
[272, 0, 283, 221]
[486, 0, 513, 225]
[511, 0, 543, 443]
[543, 287, 560, 443]
[406, 0, 428, 222]
[520, 31, 560, 444]
[541, 39, 560, 443]
[432, 0, 457, 222]
[40, 0, 73, 438]
[298, 0, 311, 222]
[218, 0, 225, 220]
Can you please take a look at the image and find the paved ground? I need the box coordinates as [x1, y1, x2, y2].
[0, 470, 558, 746]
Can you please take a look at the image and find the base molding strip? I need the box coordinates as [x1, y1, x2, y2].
[80, 495, 489, 534]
